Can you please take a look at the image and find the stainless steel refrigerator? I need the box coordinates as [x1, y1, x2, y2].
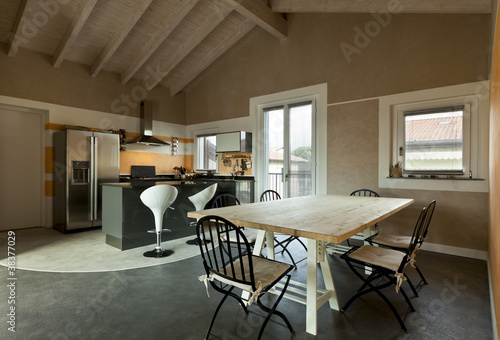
[53, 129, 120, 232]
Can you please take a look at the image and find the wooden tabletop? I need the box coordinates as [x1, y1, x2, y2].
[188, 194, 414, 244]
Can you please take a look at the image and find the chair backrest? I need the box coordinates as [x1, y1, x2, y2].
[140, 185, 178, 232]
[350, 189, 380, 197]
[420, 200, 436, 243]
[260, 189, 281, 202]
[188, 183, 218, 211]
[212, 193, 240, 208]
[397, 205, 428, 272]
[197, 215, 256, 291]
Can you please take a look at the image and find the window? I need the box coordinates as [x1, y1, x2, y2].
[403, 106, 464, 174]
[197, 135, 217, 171]
[394, 96, 475, 178]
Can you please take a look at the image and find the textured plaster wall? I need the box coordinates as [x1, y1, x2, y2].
[327, 99, 489, 251]
[186, 13, 489, 124]
[0, 43, 186, 125]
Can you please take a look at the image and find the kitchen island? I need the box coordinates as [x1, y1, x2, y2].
[101, 177, 254, 250]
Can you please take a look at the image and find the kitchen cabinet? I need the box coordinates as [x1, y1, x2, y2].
[216, 131, 252, 152]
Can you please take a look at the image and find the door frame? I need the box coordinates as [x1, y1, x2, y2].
[0, 103, 49, 229]
[250, 83, 328, 201]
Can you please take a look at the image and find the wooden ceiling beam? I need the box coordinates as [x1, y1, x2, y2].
[53, 0, 98, 68]
[269, 0, 491, 14]
[7, 0, 37, 57]
[90, 0, 153, 77]
[223, 0, 287, 40]
[169, 18, 255, 96]
[120, 0, 198, 85]
[145, 4, 233, 91]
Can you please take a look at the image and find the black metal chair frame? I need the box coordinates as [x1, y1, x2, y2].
[197, 215, 295, 340]
[259, 190, 307, 268]
[340, 205, 428, 332]
[346, 189, 380, 246]
[365, 200, 436, 290]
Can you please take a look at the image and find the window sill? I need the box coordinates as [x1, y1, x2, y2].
[386, 177, 485, 181]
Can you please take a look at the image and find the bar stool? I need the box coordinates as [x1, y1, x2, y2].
[141, 185, 178, 258]
[186, 183, 218, 245]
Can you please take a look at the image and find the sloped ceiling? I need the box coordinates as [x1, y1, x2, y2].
[0, 0, 491, 96]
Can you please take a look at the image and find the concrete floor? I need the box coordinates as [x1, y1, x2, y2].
[0, 238, 493, 340]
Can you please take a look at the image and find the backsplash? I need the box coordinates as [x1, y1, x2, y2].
[217, 152, 252, 176]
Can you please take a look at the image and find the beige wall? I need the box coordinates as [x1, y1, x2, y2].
[0, 43, 186, 125]
[327, 100, 488, 251]
[186, 13, 489, 124]
[185, 13, 491, 252]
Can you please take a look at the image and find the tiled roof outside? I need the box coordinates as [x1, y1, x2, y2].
[405, 116, 462, 142]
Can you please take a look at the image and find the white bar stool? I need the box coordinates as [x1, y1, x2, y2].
[140, 185, 178, 258]
[186, 183, 217, 245]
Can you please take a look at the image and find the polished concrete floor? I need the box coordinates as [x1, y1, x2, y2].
[0, 239, 493, 340]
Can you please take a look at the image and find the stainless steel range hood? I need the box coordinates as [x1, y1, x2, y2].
[127, 101, 170, 146]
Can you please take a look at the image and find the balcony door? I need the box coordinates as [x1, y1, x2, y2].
[263, 101, 315, 198]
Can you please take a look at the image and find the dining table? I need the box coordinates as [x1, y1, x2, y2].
[188, 194, 414, 335]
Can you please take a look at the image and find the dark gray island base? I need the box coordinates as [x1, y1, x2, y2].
[102, 178, 254, 250]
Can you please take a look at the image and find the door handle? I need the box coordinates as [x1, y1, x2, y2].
[285, 173, 289, 182]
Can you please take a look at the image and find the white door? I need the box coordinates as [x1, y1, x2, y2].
[0, 106, 44, 230]
[263, 101, 315, 198]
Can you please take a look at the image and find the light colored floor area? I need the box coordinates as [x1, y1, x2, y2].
[0, 227, 200, 273]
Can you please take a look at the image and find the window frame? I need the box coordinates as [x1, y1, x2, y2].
[395, 102, 468, 177]
[393, 95, 477, 179]
[196, 134, 218, 172]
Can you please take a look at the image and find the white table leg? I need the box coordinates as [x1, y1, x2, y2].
[306, 238, 318, 335]
[306, 239, 340, 336]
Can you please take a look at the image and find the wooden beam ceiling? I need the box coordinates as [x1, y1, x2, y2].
[169, 17, 256, 96]
[223, 0, 287, 40]
[269, 0, 492, 13]
[53, 0, 98, 68]
[120, 0, 198, 85]
[7, 0, 37, 57]
[90, 0, 154, 77]
[145, 3, 233, 90]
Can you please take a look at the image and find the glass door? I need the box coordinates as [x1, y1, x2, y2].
[263, 101, 314, 198]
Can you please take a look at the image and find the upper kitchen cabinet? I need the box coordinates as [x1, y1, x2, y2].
[216, 132, 252, 153]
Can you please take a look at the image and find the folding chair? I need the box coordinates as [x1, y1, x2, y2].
[211, 193, 258, 251]
[259, 190, 307, 267]
[366, 200, 436, 290]
[340, 205, 428, 332]
[196, 215, 295, 340]
[328, 189, 380, 255]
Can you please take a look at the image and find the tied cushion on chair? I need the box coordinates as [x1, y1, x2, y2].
[341, 204, 429, 332]
[366, 200, 436, 290]
[196, 215, 295, 340]
[369, 233, 412, 249]
[348, 245, 406, 273]
[200, 255, 292, 305]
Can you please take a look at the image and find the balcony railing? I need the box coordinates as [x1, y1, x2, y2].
[268, 172, 312, 198]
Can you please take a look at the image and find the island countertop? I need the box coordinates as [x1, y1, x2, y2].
[101, 179, 254, 250]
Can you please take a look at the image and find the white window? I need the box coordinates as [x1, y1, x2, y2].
[196, 135, 217, 171]
[402, 105, 466, 174]
[393, 96, 476, 178]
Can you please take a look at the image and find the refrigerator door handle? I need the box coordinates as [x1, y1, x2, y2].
[89, 136, 98, 221]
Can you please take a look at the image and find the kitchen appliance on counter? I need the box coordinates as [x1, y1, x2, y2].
[53, 129, 120, 232]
